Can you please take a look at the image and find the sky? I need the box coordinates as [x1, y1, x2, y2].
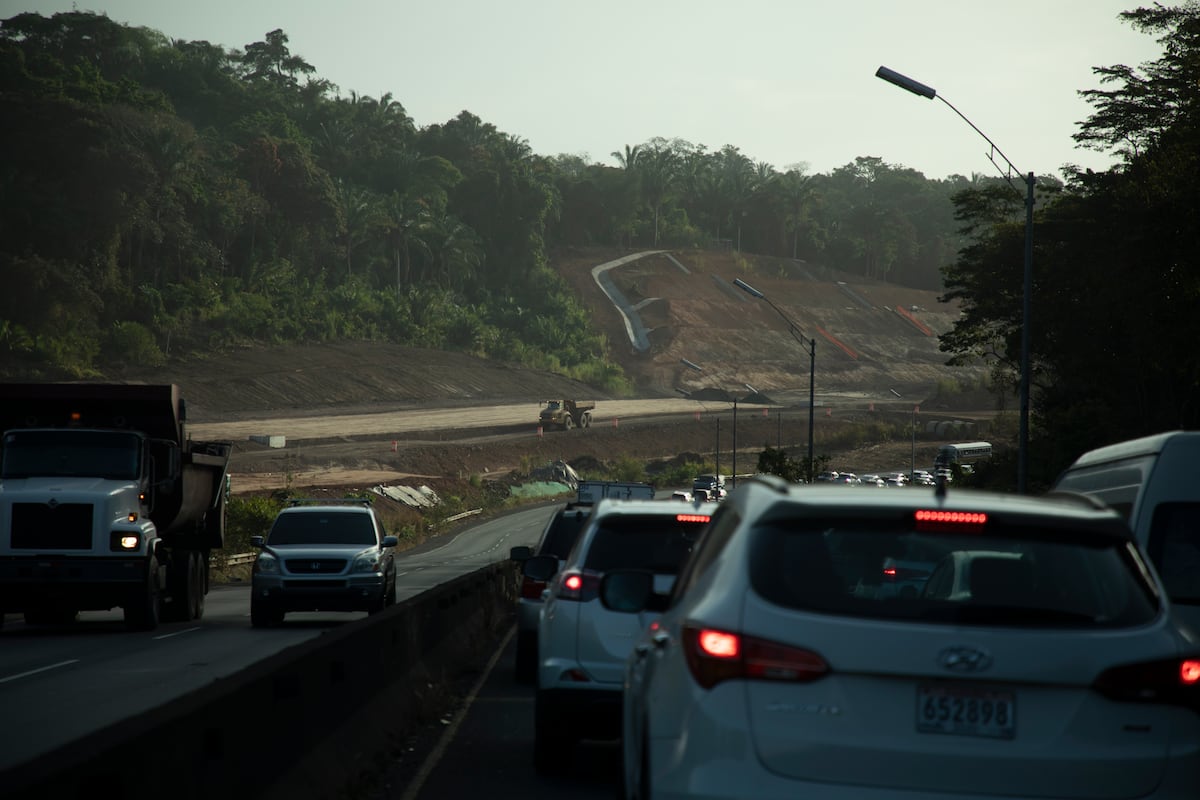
[1, 0, 1169, 180]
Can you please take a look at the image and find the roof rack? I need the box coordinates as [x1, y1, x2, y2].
[285, 497, 373, 507]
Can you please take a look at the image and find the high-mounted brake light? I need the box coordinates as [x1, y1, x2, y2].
[915, 510, 987, 524]
[676, 514, 712, 524]
[1182, 660, 1200, 685]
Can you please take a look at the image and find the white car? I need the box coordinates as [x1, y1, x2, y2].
[608, 477, 1200, 799]
[521, 496, 717, 774]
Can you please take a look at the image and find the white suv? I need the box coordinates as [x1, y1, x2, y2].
[521, 496, 717, 774]
[609, 477, 1200, 800]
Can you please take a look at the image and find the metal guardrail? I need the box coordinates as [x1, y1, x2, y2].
[444, 508, 482, 524]
[210, 552, 257, 567]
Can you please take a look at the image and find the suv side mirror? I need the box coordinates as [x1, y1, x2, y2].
[381, 535, 399, 548]
[599, 570, 655, 613]
[509, 545, 533, 562]
[250, 535, 265, 548]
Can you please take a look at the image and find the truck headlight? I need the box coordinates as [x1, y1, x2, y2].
[110, 531, 141, 551]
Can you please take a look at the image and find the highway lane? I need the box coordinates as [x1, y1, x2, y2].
[0, 505, 554, 774]
[403, 628, 621, 800]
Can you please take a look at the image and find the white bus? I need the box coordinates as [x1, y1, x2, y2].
[935, 441, 993, 472]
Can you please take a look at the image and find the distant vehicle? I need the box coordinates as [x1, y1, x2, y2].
[523, 497, 717, 774]
[691, 473, 727, 500]
[670, 490, 693, 502]
[859, 473, 886, 487]
[935, 441, 993, 471]
[508, 502, 592, 682]
[609, 476, 1200, 800]
[249, 498, 398, 626]
[1053, 430, 1200, 632]
[539, 399, 594, 430]
[576, 480, 655, 504]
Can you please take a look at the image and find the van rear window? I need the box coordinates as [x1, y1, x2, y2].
[1148, 503, 1200, 604]
[584, 514, 708, 574]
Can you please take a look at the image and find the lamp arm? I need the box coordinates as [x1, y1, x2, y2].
[935, 95, 1029, 195]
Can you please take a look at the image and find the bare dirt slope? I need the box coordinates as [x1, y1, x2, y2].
[115, 249, 994, 491]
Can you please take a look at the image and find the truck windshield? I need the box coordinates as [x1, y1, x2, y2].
[1, 430, 142, 480]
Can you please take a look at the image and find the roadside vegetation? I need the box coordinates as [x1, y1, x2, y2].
[3, 6, 1199, 491]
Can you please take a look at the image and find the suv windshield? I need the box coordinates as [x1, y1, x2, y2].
[749, 520, 1158, 628]
[268, 511, 377, 546]
[583, 513, 709, 574]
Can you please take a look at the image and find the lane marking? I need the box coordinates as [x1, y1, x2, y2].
[153, 626, 202, 641]
[399, 625, 515, 800]
[0, 659, 80, 684]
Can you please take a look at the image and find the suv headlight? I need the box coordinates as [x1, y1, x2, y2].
[352, 550, 382, 573]
[255, 552, 279, 574]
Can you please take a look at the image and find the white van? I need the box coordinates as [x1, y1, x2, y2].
[1053, 431, 1200, 631]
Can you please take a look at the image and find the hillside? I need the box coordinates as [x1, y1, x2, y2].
[119, 248, 986, 420]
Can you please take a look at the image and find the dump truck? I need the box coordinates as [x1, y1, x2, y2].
[539, 399, 594, 430]
[0, 383, 231, 631]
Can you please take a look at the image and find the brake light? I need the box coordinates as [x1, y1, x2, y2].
[883, 566, 898, 579]
[683, 624, 829, 689]
[520, 576, 547, 600]
[914, 509, 988, 532]
[676, 514, 712, 523]
[555, 570, 601, 602]
[1093, 656, 1200, 712]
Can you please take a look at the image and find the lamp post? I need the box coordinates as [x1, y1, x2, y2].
[734, 278, 816, 481]
[682, 358, 739, 489]
[875, 65, 1034, 494]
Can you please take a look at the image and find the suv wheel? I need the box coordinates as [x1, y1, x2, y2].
[514, 630, 537, 683]
[533, 690, 574, 775]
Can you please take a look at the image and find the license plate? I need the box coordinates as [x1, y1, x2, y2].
[916, 684, 1015, 739]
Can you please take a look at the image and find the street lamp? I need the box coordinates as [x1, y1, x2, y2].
[875, 65, 1034, 494]
[682, 358, 739, 489]
[734, 278, 816, 481]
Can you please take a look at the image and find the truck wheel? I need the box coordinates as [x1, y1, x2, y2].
[564, 415, 575, 430]
[125, 556, 161, 631]
[581, 412, 592, 428]
[167, 550, 203, 621]
[190, 551, 206, 620]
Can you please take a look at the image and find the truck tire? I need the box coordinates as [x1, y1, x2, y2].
[581, 412, 592, 428]
[190, 551, 206, 620]
[564, 415, 575, 430]
[166, 550, 203, 622]
[125, 556, 161, 631]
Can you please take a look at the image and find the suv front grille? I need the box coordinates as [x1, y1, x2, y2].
[284, 558, 347, 574]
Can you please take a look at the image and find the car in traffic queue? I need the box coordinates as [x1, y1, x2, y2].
[603, 476, 1200, 800]
[508, 501, 593, 682]
[520, 495, 718, 774]
[249, 498, 398, 627]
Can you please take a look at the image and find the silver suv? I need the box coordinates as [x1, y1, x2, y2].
[250, 498, 398, 627]
[521, 496, 717, 774]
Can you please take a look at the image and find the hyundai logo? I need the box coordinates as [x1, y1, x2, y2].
[938, 646, 993, 673]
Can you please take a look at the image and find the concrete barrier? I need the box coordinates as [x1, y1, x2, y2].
[1, 561, 520, 800]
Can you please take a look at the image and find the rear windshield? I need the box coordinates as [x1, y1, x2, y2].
[749, 520, 1159, 628]
[583, 513, 708, 574]
[269, 512, 377, 546]
[540, 508, 589, 558]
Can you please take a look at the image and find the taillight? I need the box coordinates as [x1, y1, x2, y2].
[683, 624, 829, 689]
[520, 576, 547, 600]
[555, 570, 601, 602]
[1093, 656, 1200, 713]
[914, 509, 988, 532]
